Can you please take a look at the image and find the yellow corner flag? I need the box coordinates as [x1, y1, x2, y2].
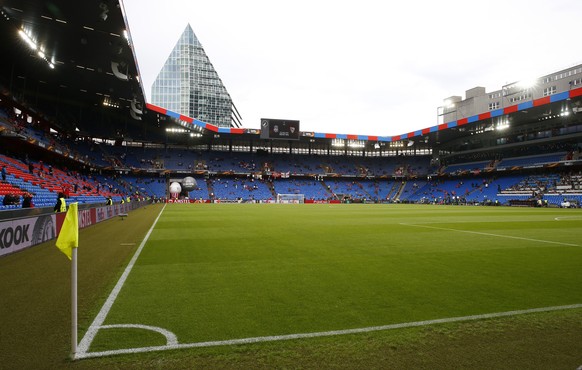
[56, 202, 79, 260]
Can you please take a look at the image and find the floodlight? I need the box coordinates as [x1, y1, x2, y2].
[18, 29, 37, 50]
[348, 140, 365, 148]
[517, 78, 537, 89]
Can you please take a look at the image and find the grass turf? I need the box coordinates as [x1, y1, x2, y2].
[0, 204, 164, 369]
[1, 203, 581, 369]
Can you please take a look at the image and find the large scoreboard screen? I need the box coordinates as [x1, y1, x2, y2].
[260, 118, 300, 140]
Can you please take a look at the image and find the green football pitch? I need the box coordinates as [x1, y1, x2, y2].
[78, 203, 582, 359]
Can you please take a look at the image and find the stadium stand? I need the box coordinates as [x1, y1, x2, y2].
[496, 152, 567, 170]
[0, 4, 581, 211]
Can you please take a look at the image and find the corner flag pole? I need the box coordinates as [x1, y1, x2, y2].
[55, 202, 79, 357]
[71, 247, 78, 356]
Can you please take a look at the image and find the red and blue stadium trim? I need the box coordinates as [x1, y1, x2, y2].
[146, 86, 582, 143]
[146, 103, 245, 135]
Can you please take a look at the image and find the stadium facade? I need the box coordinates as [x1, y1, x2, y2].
[151, 24, 242, 128]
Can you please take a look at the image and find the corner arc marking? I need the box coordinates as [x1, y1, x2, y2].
[99, 324, 178, 345]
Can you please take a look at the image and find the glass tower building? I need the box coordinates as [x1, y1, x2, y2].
[151, 24, 241, 128]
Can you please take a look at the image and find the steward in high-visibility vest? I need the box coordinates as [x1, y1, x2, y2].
[54, 192, 67, 213]
[126, 196, 131, 203]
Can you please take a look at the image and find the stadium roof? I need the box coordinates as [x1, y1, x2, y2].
[1, 0, 582, 155]
[0, 0, 155, 139]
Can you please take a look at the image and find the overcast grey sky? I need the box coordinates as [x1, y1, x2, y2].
[122, 0, 582, 136]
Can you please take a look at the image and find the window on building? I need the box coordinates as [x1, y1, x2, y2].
[488, 102, 500, 110]
[509, 93, 532, 103]
[543, 86, 557, 96]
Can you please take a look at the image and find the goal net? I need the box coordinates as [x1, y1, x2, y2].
[276, 193, 305, 204]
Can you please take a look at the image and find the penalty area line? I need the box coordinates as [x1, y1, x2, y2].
[400, 223, 579, 247]
[75, 303, 582, 359]
[75, 204, 167, 358]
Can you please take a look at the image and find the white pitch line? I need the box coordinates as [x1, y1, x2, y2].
[396, 220, 537, 225]
[75, 204, 167, 358]
[554, 216, 582, 221]
[74, 303, 582, 359]
[99, 324, 178, 345]
[400, 223, 579, 247]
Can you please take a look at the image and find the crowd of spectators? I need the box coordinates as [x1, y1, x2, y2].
[2, 88, 582, 208]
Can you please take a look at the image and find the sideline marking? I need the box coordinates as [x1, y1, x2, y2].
[554, 216, 582, 221]
[75, 204, 167, 358]
[400, 223, 579, 247]
[74, 303, 582, 359]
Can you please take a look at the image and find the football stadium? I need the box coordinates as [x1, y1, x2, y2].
[1, 1, 581, 369]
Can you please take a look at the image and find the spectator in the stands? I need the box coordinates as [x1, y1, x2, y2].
[1, 165, 6, 182]
[22, 193, 33, 208]
[3, 193, 20, 206]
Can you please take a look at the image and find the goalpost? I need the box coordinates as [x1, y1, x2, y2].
[276, 193, 305, 204]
